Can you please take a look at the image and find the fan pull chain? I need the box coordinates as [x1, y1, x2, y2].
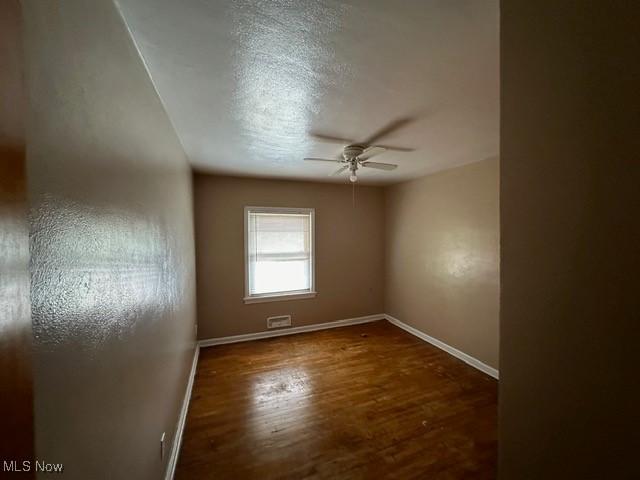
[352, 181, 356, 208]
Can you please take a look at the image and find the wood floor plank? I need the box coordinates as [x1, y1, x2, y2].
[175, 320, 497, 479]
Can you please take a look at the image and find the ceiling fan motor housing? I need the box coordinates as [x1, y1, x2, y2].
[342, 144, 366, 160]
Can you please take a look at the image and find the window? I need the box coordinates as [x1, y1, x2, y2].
[244, 206, 316, 304]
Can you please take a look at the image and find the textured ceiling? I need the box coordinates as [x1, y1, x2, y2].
[116, 0, 499, 184]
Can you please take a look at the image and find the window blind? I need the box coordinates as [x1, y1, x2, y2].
[247, 211, 312, 296]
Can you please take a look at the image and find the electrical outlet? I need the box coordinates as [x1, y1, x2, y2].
[160, 432, 165, 460]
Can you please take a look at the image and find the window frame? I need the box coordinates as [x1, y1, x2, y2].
[243, 206, 317, 304]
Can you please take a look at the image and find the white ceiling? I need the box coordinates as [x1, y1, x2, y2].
[116, 0, 498, 184]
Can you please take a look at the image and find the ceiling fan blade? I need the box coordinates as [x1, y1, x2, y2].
[309, 132, 357, 144]
[304, 157, 342, 163]
[330, 165, 349, 176]
[361, 161, 398, 171]
[362, 117, 416, 145]
[357, 146, 386, 161]
[375, 144, 415, 152]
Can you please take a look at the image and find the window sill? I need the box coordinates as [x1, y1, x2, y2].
[243, 291, 317, 304]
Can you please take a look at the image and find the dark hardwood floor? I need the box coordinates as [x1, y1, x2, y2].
[176, 320, 497, 479]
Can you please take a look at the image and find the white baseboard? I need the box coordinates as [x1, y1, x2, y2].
[165, 344, 199, 480]
[385, 314, 499, 379]
[198, 313, 498, 379]
[198, 314, 385, 348]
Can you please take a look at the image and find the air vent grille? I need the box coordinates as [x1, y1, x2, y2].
[267, 315, 292, 329]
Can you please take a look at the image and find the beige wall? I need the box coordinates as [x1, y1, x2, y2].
[195, 160, 499, 370]
[500, 1, 638, 478]
[194, 175, 384, 339]
[384, 158, 500, 369]
[23, 1, 196, 479]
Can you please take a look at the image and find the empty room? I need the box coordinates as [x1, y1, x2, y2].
[1, 1, 637, 479]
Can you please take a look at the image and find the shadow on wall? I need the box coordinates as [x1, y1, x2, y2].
[0, 0, 34, 467]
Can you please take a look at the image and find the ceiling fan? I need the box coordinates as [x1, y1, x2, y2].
[304, 145, 400, 183]
[304, 117, 415, 183]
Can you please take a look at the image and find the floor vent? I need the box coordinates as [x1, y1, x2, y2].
[267, 315, 292, 329]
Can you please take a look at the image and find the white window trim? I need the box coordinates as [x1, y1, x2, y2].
[243, 206, 316, 304]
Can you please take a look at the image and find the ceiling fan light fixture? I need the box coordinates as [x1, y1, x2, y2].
[349, 173, 358, 183]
